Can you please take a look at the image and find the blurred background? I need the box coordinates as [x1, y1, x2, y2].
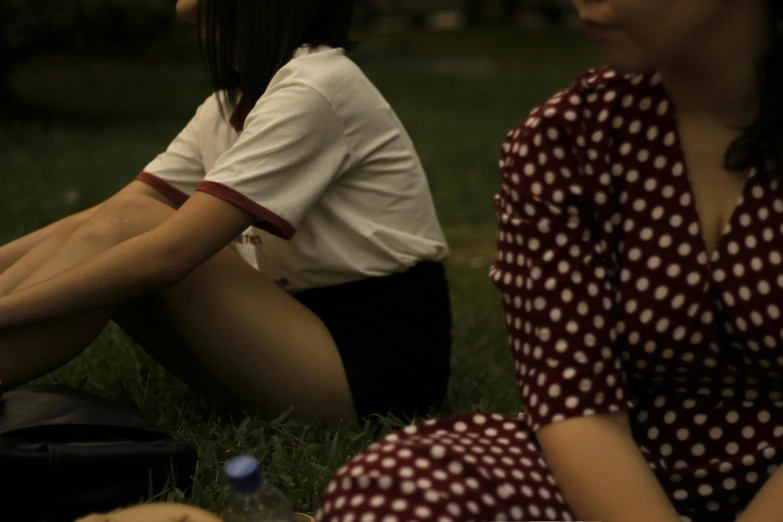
[2, 0, 579, 118]
[0, 0, 604, 511]
[0, 0, 602, 425]
[1, 0, 590, 234]
[0, 0, 603, 415]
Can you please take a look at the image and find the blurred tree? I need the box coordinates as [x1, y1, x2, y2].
[1, 0, 19, 116]
[2, 0, 177, 120]
[353, 0, 559, 28]
[354, 0, 380, 27]
[466, 0, 522, 24]
[533, 0, 568, 23]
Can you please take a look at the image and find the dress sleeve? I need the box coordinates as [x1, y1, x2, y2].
[136, 98, 210, 206]
[196, 82, 348, 239]
[492, 92, 633, 433]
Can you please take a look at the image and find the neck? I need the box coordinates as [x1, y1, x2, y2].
[660, 3, 770, 131]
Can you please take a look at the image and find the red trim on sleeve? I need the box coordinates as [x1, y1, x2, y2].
[136, 172, 190, 208]
[196, 180, 296, 239]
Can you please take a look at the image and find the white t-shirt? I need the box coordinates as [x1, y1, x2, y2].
[138, 45, 449, 293]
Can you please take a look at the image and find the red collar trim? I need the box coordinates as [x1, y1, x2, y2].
[229, 99, 252, 132]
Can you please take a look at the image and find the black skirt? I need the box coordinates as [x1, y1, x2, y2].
[294, 262, 452, 421]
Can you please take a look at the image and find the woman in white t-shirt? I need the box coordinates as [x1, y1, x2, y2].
[0, 0, 451, 423]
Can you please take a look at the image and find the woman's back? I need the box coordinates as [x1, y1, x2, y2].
[142, 45, 448, 292]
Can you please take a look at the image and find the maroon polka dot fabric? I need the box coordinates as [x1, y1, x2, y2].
[316, 69, 783, 522]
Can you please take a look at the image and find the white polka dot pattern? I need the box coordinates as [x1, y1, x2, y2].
[316, 415, 577, 522]
[318, 69, 783, 522]
[492, 73, 634, 435]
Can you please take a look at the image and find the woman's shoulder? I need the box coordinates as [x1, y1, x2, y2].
[271, 46, 361, 93]
[498, 68, 669, 213]
[255, 46, 375, 124]
[509, 67, 666, 140]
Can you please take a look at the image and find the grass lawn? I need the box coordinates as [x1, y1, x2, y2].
[0, 26, 599, 515]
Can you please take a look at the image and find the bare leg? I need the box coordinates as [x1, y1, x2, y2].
[0, 312, 113, 393]
[0, 194, 356, 422]
[0, 294, 237, 411]
[0, 186, 182, 394]
[0, 206, 118, 387]
[112, 294, 238, 409]
[0, 197, 236, 396]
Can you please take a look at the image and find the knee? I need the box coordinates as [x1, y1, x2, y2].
[316, 413, 551, 522]
[317, 419, 450, 521]
[71, 194, 161, 247]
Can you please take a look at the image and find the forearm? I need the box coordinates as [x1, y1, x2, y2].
[0, 206, 99, 274]
[1, 177, 182, 274]
[0, 231, 180, 328]
[0, 192, 252, 329]
[539, 412, 681, 522]
[738, 465, 783, 522]
[0, 209, 100, 296]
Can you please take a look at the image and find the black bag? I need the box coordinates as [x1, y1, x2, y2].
[0, 384, 198, 522]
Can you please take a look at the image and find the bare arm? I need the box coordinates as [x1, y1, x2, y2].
[538, 412, 682, 522]
[0, 191, 253, 328]
[0, 181, 176, 277]
[0, 207, 99, 274]
[737, 466, 783, 522]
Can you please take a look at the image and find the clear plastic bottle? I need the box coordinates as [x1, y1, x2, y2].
[224, 455, 295, 522]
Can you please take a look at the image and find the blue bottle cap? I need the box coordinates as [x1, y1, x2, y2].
[225, 455, 264, 493]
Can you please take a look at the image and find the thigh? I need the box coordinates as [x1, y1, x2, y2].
[157, 245, 356, 423]
[0, 194, 182, 389]
[69, 193, 355, 422]
[112, 295, 238, 410]
[317, 413, 574, 522]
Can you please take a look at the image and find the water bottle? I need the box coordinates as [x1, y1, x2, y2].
[224, 455, 295, 522]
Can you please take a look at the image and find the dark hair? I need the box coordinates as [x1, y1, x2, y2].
[197, 0, 354, 117]
[725, 1, 783, 171]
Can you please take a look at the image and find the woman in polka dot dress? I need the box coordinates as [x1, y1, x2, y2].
[317, 1, 783, 521]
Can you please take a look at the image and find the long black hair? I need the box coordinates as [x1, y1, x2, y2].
[725, 1, 783, 170]
[197, 0, 354, 119]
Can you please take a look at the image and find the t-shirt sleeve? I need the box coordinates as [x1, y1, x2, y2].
[196, 82, 348, 239]
[492, 91, 633, 433]
[136, 98, 209, 207]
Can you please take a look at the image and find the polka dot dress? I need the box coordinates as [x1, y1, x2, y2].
[316, 69, 783, 522]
